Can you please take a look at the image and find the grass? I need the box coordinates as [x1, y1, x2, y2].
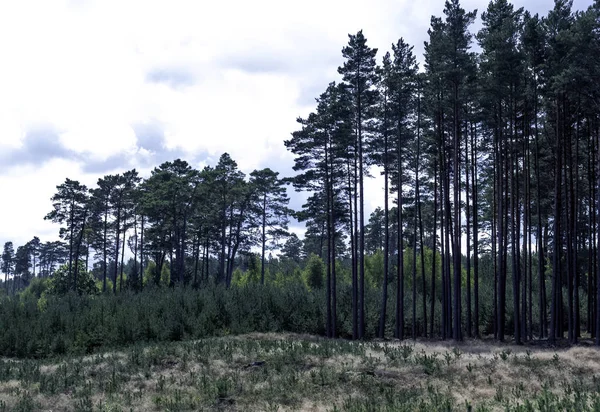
[1, 334, 600, 411]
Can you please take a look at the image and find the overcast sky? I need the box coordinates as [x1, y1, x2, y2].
[0, 0, 594, 250]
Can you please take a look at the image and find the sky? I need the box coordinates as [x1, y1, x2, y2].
[0, 0, 594, 251]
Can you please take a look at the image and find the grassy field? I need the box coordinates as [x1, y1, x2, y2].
[1, 334, 600, 411]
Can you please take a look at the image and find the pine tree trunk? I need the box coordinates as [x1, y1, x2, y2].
[452, 82, 461, 341]
[103, 206, 108, 293]
[379, 118, 390, 339]
[133, 213, 138, 290]
[358, 89, 366, 340]
[113, 203, 121, 294]
[535, 111, 546, 339]
[396, 140, 404, 340]
[140, 215, 144, 291]
[550, 99, 563, 343]
[430, 163, 438, 338]
[261, 194, 267, 285]
[472, 120, 479, 338]
[348, 159, 358, 340]
[466, 118, 472, 338]
[596, 125, 600, 345]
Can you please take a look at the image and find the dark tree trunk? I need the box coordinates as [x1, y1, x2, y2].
[103, 206, 108, 293]
[348, 159, 358, 340]
[396, 145, 404, 340]
[466, 118, 472, 338]
[133, 213, 138, 290]
[550, 100, 563, 344]
[261, 194, 267, 285]
[471, 120, 479, 338]
[379, 118, 390, 339]
[120, 214, 126, 291]
[73, 209, 88, 292]
[140, 215, 144, 291]
[113, 203, 122, 294]
[452, 81, 461, 342]
[535, 115, 546, 339]
[430, 162, 438, 338]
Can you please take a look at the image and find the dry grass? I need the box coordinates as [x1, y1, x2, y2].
[1, 334, 600, 411]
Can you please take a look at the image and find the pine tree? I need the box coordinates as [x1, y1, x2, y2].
[338, 31, 379, 338]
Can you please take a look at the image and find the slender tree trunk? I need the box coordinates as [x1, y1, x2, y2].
[526, 130, 533, 340]
[550, 99, 563, 343]
[348, 159, 358, 340]
[73, 209, 88, 292]
[193, 234, 199, 286]
[353, 150, 360, 339]
[113, 203, 121, 294]
[596, 126, 600, 345]
[440, 159, 446, 339]
[492, 148, 498, 340]
[511, 103, 521, 344]
[573, 112, 580, 341]
[452, 81, 461, 341]
[466, 117, 472, 338]
[497, 120, 506, 341]
[133, 213, 138, 290]
[396, 141, 404, 340]
[180, 212, 188, 284]
[379, 113, 390, 339]
[535, 113, 546, 339]
[120, 214, 126, 292]
[412, 213, 417, 339]
[261, 194, 267, 285]
[329, 143, 337, 338]
[103, 206, 108, 293]
[68, 200, 74, 286]
[220, 203, 227, 284]
[205, 236, 210, 282]
[325, 148, 332, 339]
[430, 163, 438, 338]
[140, 215, 144, 290]
[444, 149, 453, 339]
[471, 120, 479, 338]
[414, 87, 424, 338]
[590, 124, 597, 337]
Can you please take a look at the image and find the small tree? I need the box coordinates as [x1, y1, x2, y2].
[303, 253, 325, 290]
[48, 262, 97, 295]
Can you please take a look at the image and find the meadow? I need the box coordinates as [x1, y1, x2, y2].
[1, 333, 600, 411]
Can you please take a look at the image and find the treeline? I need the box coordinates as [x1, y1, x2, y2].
[1, 0, 600, 346]
[1, 155, 291, 296]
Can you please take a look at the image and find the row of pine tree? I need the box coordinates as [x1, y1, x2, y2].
[286, 0, 600, 344]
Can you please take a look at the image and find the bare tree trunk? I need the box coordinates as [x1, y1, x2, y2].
[452, 81, 461, 341]
[396, 131, 404, 340]
[471, 120, 479, 338]
[261, 194, 267, 285]
[430, 163, 438, 338]
[379, 113, 390, 339]
[466, 118, 471, 338]
[140, 215, 144, 291]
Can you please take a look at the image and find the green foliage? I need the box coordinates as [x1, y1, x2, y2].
[47, 263, 98, 296]
[0, 283, 328, 358]
[365, 249, 384, 288]
[19, 277, 49, 300]
[303, 253, 325, 290]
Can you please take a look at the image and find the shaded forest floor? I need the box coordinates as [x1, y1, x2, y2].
[1, 333, 600, 411]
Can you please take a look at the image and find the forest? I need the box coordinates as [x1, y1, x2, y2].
[1, 0, 600, 360]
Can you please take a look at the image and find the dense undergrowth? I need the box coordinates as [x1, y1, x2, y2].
[0, 276, 582, 359]
[0, 283, 326, 358]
